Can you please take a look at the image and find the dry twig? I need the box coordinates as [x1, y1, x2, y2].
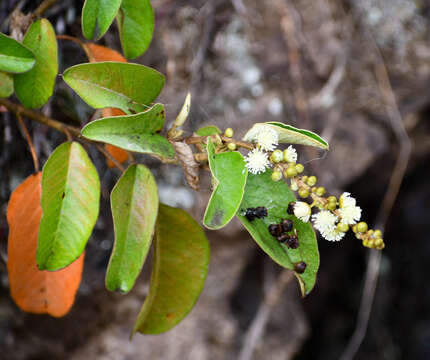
[339, 31, 412, 360]
[238, 269, 295, 360]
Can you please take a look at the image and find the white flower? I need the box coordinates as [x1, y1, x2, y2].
[312, 210, 345, 241]
[338, 204, 362, 225]
[312, 210, 338, 233]
[293, 202, 311, 222]
[245, 149, 270, 174]
[339, 192, 356, 208]
[284, 145, 297, 163]
[321, 227, 346, 242]
[254, 125, 278, 151]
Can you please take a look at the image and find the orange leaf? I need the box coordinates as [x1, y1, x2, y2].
[105, 143, 129, 168]
[83, 43, 127, 63]
[7, 173, 84, 317]
[82, 43, 130, 168]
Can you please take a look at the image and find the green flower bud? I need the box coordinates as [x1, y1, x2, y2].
[374, 229, 382, 238]
[224, 128, 234, 137]
[337, 222, 349, 232]
[298, 188, 309, 198]
[326, 202, 337, 211]
[315, 186, 326, 196]
[227, 142, 237, 151]
[301, 175, 308, 182]
[307, 176, 317, 186]
[352, 224, 358, 233]
[284, 166, 297, 178]
[270, 149, 283, 163]
[271, 170, 283, 182]
[357, 222, 368, 233]
[375, 238, 383, 247]
[327, 195, 337, 203]
[295, 163, 304, 173]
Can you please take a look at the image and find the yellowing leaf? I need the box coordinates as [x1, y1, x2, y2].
[7, 173, 84, 317]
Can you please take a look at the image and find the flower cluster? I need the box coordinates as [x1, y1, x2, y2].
[222, 125, 384, 250]
[244, 125, 279, 174]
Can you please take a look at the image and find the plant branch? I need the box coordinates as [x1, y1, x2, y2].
[0, 98, 81, 137]
[16, 113, 39, 172]
[238, 269, 295, 360]
[34, 0, 57, 17]
[339, 28, 412, 360]
[0, 98, 128, 172]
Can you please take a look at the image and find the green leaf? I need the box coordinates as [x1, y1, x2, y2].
[203, 138, 247, 229]
[14, 19, 58, 109]
[63, 62, 164, 114]
[81, 103, 175, 159]
[37, 142, 100, 271]
[0, 33, 35, 73]
[106, 164, 158, 293]
[132, 204, 210, 335]
[82, 0, 122, 40]
[237, 171, 319, 295]
[196, 125, 222, 136]
[117, 0, 154, 59]
[0, 72, 13, 98]
[243, 122, 329, 150]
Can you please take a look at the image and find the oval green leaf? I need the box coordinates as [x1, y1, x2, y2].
[196, 125, 222, 136]
[37, 142, 100, 271]
[0, 72, 13, 98]
[203, 138, 248, 229]
[132, 204, 210, 335]
[14, 19, 58, 109]
[0, 33, 35, 73]
[106, 164, 158, 293]
[243, 122, 329, 150]
[82, 0, 122, 40]
[81, 103, 175, 159]
[63, 62, 164, 114]
[117, 0, 154, 59]
[237, 171, 319, 295]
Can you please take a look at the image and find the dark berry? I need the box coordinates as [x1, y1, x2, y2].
[244, 207, 268, 221]
[268, 224, 283, 237]
[285, 235, 299, 249]
[281, 219, 293, 232]
[287, 202, 295, 215]
[277, 234, 289, 243]
[294, 261, 307, 274]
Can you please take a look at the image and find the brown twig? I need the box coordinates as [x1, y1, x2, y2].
[16, 113, 39, 172]
[0, 98, 81, 137]
[0, 98, 128, 172]
[339, 30, 412, 360]
[238, 269, 295, 360]
[34, 0, 57, 17]
[185, 135, 254, 151]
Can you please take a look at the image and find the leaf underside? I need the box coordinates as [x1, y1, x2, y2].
[243, 122, 329, 150]
[14, 18, 58, 109]
[106, 164, 159, 293]
[203, 138, 248, 229]
[63, 62, 164, 114]
[81, 103, 175, 159]
[132, 204, 210, 335]
[37, 142, 100, 271]
[0, 32, 35, 74]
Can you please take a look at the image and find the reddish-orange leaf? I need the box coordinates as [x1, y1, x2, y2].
[82, 43, 130, 168]
[7, 173, 84, 317]
[105, 143, 129, 168]
[83, 43, 126, 63]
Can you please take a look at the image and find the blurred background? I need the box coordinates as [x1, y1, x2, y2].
[0, 0, 429, 359]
